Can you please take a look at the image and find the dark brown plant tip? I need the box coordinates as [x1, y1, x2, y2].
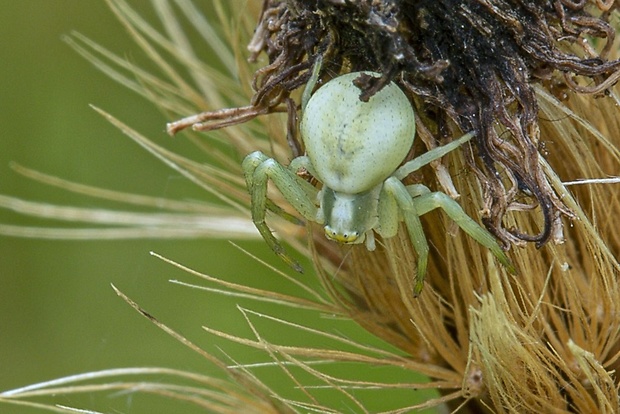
[170, 1, 620, 251]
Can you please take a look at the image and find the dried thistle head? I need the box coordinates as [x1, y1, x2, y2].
[172, 0, 620, 250]
[3, 1, 620, 413]
[167, 1, 620, 412]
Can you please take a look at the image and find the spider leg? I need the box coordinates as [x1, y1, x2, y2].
[302, 55, 323, 112]
[263, 158, 315, 225]
[394, 131, 474, 180]
[265, 199, 305, 226]
[242, 151, 319, 272]
[410, 190, 515, 273]
[381, 177, 429, 296]
[289, 156, 320, 189]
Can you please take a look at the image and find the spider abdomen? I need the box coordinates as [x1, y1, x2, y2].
[301, 71, 415, 194]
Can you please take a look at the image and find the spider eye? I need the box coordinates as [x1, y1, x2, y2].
[324, 226, 359, 244]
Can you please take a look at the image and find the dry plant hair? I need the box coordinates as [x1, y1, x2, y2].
[2, 0, 620, 413]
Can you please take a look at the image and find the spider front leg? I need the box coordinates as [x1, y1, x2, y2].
[242, 151, 319, 272]
[393, 131, 474, 180]
[380, 177, 430, 296]
[409, 187, 515, 274]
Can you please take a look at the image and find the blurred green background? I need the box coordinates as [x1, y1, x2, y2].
[0, 2, 277, 412]
[0, 2, 436, 413]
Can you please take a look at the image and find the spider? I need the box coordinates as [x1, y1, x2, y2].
[243, 67, 513, 294]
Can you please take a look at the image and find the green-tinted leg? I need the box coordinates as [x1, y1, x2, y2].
[288, 156, 321, 206]
[257, 156, 317, 225]
[242, 151, 318, 272]
[382, 177, 429, 296]
[301, 55, 323, 111]
[394, 132, 475, 180]
[265, 200, 304, 226]
[411, 191, 515, 273]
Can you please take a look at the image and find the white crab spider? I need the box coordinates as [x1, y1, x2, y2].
[243, 69, 513, 294]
